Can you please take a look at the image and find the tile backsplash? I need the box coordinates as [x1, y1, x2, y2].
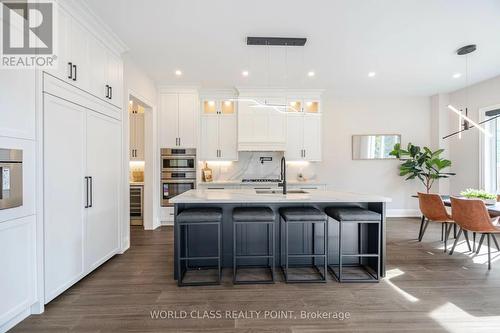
[200, 152, 318, 182]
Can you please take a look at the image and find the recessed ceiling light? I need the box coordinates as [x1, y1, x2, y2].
[452, 73, 462, 79]
[242, 70, 249, 77]
[175, 70, 182, 76]
[368, 72, 376, 77]
[307, 71, 315, 77]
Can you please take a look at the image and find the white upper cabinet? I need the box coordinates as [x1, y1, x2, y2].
[159, 91, 198, 148]
[46, 5, 123, 108]
[200, 97, 238, 161]
[178, 94, 198, 148]
[286, 113, 322, 161]
[129, 104, 145, 161]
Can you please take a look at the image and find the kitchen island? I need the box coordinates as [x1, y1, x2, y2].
[170, 189, 392, 281]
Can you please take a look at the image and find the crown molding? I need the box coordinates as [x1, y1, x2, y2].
[57, 0, 128, 55]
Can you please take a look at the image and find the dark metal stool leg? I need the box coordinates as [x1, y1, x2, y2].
[476, 234, 486, 254]
[487, 234, 491, 270]
[419, 219, 430, 241]
[473, 232, 476, 252]
[492, 234, 500, 252]
[449, 228, 463, 255]
[463, 230, 472, 252]
[418, 215, 425, 240]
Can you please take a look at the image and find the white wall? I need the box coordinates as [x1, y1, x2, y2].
[0, 69, 39, 331]
[447, 75, 500, 195]
[317, 94, 432, 216]
[122, 54, 159, 246]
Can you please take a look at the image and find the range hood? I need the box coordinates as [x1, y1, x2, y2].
[237, 143, 286, 152]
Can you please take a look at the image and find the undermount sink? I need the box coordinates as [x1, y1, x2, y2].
[255, 189, 308, 194]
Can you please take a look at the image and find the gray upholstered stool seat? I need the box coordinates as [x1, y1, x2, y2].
[233, 207, 275, 222]
[177, 207, 222, 223]
[279, 207, 327, 222]
[325, 207, 381, 222]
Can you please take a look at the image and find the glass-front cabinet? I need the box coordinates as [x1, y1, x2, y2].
[202, 99, 235, 115]
[286, 97, 321, 113]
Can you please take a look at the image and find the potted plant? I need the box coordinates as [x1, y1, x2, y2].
[460, 188, 497, 205]
[390, 143, 455, 193]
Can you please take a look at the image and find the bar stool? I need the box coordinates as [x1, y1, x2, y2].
[232, 207, 275, 284]
[176, 207, 222, 286]
[279, 207, 328, 283]
[325, 207, 381, 283]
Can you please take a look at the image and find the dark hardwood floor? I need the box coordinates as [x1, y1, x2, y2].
[12, 218, 500, 332]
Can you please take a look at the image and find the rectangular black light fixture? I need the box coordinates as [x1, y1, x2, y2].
[247, 37, 307, 46]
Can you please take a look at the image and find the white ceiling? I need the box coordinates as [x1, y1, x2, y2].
[85, 0, 500, 96]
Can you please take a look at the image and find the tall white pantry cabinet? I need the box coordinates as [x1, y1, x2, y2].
[41, 1, 125, 305]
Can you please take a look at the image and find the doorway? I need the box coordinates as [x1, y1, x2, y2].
[127, 93, 158, 236]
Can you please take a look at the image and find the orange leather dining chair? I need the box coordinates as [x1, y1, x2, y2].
[418, 192, 459, 252]
[450, 197, 500, 270]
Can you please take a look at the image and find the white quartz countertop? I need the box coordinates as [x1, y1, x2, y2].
[170, 189, 392, 204]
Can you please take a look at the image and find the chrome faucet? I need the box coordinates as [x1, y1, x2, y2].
[279, 156, 287, 194]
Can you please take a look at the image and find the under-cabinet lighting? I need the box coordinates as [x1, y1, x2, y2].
[368, 71, 376, 77]
[208, 101, 215, 106]
[242, 70, 249, 77]
[175, 70, 182, 76]
[452, 73, 462, 79]
[306, 101, 313, 107]
[286, 161, 310, 166]
[203, 161, 233, 166]
[307, 71, 315, 77]
[129, 161, 145, 167]
[224, 101, 232, 106]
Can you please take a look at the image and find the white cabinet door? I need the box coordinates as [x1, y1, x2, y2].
[85, 112, 120, 272]
[159, 94, 179, 148]
[43, 94, 86, 303]
[303, 114, 322, 161]
[134, 112, 145, 160]
[286, 114, 304, 160]
[178, 93, 197, 148]
[219, 115, 238, 160]
[200, 115, 219, 160]
[48, 6, 72, 81]
[88, 36, 107, 100]
[107, 50, 123, 108]
[69, 19, 90, 91]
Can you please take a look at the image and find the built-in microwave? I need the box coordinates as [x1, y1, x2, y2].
[161, 148, 196, 172]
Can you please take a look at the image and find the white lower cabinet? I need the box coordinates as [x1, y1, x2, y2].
[43, 93, 121, 303]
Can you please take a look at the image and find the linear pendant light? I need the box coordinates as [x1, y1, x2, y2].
[444, 44, 491, 139]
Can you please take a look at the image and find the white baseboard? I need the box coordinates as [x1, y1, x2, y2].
[0, 307, 30, 333]
[160, 221, 173, 226]
[386, 209, 420, 217]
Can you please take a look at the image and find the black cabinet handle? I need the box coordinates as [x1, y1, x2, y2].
[68, 62, 73, 79]
[72, 64, 77, 81]
[84, 176, 89, 208]
[105, 84, 109, 98]
[109, 86, 112, 99]
[89, 176, 93, 208]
